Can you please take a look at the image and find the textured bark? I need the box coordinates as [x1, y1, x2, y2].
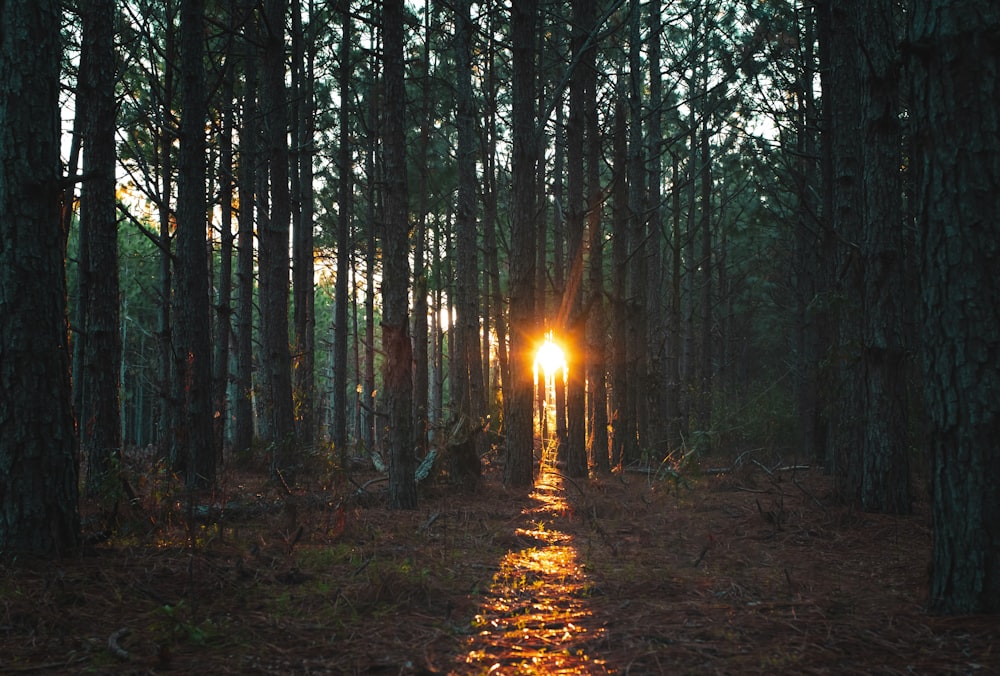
[0, 0, 81, 554]
[260, 0, 296, 473]
[175, 0, 216, 488]
[451, 0, 483, 485]
[504, 0, 539, 488]
[382, 0, 416, 509]
[562, 0, 591, 479]
[857, 0, 910, 514]
[909, 0, 1000, 615]
[332, 4, 353, 456]
[609, 94, 629, 469]
[78, 0, 122, 501]
[291, 4, 316, 446]
[817, 0, 864, 503]
[233, 2, 258, 458]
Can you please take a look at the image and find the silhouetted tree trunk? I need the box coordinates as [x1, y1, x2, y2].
[214, 50, 235, 460]
[451, 0, 483, 485]
[909, 0, 1000, 615]
[383, 0, 416, 508]
[175, 0, 216, 488]
[78, 0, 122, 502]
[817, 0, 864, 503]
[857, 0, 910, 514]
[233, 0, 258, 457]
[505, 0, 539, 488]
[609, 91, 628, 469]
[561, 0, 590, 479]
[0, 0, 81, 554]
[332, 3, 353, 458]
[584, 10, 608, 473]
[624, 0, 646, 465]
[291, 2, 316, 446]
[411, 3, 434, 461]
[260, 0, 296, 474]
[156, 2, 178, 464]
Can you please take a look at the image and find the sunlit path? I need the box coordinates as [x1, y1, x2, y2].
[463, 471, 613, 675]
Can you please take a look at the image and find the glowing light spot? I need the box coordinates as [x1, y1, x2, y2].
[534, 333, 567, 380]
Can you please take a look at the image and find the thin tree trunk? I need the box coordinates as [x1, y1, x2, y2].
[382, 0, 416, 508]
[504, 0, 539, 488]
[175, 0, 215, 489]
[79, 0, 122, 503]
[291, 2, 316, 447]
[857, 0, 910, 515]
[333, 3, 353, 459]
[260, 0, 296, 475]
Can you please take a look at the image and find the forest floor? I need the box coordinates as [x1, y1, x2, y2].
[1, 448, 997, 675]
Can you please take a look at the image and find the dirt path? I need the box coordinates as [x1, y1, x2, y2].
[463, 470, 614, 674]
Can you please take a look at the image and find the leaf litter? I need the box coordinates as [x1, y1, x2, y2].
[0, 451, 996, 674]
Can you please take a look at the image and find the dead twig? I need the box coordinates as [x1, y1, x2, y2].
[108, 627, 131, 661]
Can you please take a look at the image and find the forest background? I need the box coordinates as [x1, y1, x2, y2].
[1, 0, 998, 636]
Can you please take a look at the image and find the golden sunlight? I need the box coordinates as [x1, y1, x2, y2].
[534, 333, 567, 380]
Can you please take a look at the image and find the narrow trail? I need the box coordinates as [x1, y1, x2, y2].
[462, 469, 614, 675]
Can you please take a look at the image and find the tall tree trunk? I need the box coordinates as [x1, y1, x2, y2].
[79, 0, 122, 504]
[333, 3, 353, 459]
[857, 0, 910, 514]
[561, 0, 590, 479]
[504, 0, 539, 488]
[819, 1, 864, 503]
[609, 91, 629, 469]
[382, 0, 416, 508]
[215, 38, 236, 459]
[260, 0, 296, 475]
[411, 2, 434, 462]
[176, 0, 215, 489]
[157, 2, 177, 463]
[233, 4, 258, 457]
[451, 0, 483, 485]
[585, 22, 608, 474]
[0, 0, 81, 555]
[909, 0, 1000, 615]
[291, 2, 316, 447]
[624, 0, 647, 465]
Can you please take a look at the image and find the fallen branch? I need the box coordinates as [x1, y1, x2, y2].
[108, 627, 131, 661]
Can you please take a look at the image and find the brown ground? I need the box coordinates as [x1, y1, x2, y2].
[1, 450, 996, 675]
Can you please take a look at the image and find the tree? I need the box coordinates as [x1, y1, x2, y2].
[78, 0, 123, 502]
[175, 0, 216, 488]
[908, 0, 1000, 615]
[817, 0, 864, 502]
[857, 0, 910, 514]
[382, 0, 416, 509]
[450, 0, 484, 485]
[0, 0, 81, 554]
[505, 0, 539, 488]
[233, 0, 259, 458]
[291, 0, 317, 446]
[332, 2, 353, 458]
[260, 0, 296, 475]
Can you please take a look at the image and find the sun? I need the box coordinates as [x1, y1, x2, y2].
[534, 333, 567, 380]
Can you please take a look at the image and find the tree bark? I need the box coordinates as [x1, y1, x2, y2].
[504, 0, 539, 488]
[260, 0, 296, 475]
[909, 0, 1000, 615]
[78, 0, 123, 502]
[175, 0, 216, 488]
[291, 2, 316, 447]
[451, 0, 483, 485]
[382, 0, 416, 508]
[857, 0, 910, 514]
[0, 0, 81, 554]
